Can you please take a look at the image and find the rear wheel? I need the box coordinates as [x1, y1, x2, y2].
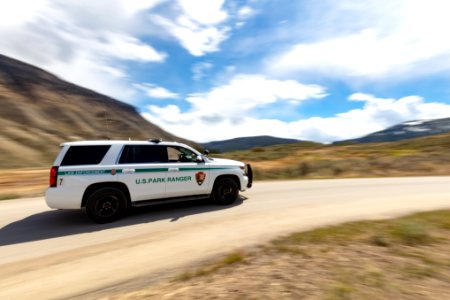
[85, 187, 126, 223]
[212, 178, 239, 205]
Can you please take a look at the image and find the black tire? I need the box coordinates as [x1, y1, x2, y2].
[212, 178, 239, 205]
[85, 187, 126, 223]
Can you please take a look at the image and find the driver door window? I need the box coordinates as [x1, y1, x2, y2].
[167, 147, 197, 163]
[165, 146, 210, 197]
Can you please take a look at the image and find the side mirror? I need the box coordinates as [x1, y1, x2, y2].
[196, 155, 205, 163]
[203, 149, 210, 155]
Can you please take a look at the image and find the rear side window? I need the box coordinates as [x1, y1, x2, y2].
[61, 145, 111, 166]
[119, 145, 168, 164]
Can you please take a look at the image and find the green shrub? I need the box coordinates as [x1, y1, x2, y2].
[390, 221, 431, 245]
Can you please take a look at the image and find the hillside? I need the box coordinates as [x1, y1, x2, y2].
[201, 135, 302, 152]
[0, 54, 189, 168]
[335, 117, 450, 144]
[216, 132, 450, 179]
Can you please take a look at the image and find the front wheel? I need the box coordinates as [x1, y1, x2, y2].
[212, 178, 239, 205]
[85, 187, 126, 223]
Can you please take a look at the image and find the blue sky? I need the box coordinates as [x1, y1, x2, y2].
[1, 0, 450, 142]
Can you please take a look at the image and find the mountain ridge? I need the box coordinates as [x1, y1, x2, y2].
[335, 117, 450, 144]
[201, 135, 303, 152]
[0, 54, 191, 168]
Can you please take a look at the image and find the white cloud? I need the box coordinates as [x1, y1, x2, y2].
[0, 0, 167, 101]
[118, 0, 165, 16]
[100, 33, 166, 62]
[177, 0, 227, 25]
[341, 93, 450, 127]
[233, 5, 256, 28]
[152, 17, 229, 57]
[143, 87, 450, 143]
[287, 94, 450, 142]
[184, 74, 326, 117]
[192, 62, 213, 80]
[134, 83, 179, 99]
[237, 6, 254, 18]
[0, 0, 261, 102]
[48, 54, 137, 100]
[150, 0, 231, 56]
[142, 74, 327, 142]
[0, 0, 48, 27]
[268, 0, 450, 81]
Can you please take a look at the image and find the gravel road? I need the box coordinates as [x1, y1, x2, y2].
[1, 177, 449, 299]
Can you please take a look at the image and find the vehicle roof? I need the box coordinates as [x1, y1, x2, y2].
[60, 140, 188, 147]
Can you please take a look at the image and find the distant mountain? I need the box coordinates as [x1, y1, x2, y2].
[335, 117, 450, 144]
[0, 54, 191, 168]
[201, 136, 300, 152]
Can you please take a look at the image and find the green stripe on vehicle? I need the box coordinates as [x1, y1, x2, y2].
[135, 168, 169, 173]
[58, 170, 113, 176]
[178, 167, 237, 171]
[58, 166, 239, 176]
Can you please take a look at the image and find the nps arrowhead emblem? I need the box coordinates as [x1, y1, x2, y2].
[195, 171, 206, 186]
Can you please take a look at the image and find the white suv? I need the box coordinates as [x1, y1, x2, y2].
[45, 140, 253, 223]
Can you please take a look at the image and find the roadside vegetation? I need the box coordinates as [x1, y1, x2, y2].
[0, 168, 48, 200]
[106, 210, 450, 299]
[1, 133, 449, 199]
[216, 132, 450, 180]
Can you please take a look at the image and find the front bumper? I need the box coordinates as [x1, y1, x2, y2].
[240, 175, 249, 192]
[245, 164, 253, 188]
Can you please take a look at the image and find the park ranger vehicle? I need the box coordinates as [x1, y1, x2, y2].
[45, 139, 253, 223]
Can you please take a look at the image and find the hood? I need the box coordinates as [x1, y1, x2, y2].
[208, 157, 245, 167]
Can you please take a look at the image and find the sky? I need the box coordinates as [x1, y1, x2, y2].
[1, 0, 450, 143]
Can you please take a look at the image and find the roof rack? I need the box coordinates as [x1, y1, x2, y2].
[149, 138, 162, 143]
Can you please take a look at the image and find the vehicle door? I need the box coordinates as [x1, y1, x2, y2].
[117, 145, 168, 201]
[164, 146, 210, 198]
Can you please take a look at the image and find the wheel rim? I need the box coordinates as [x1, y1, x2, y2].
[219, 183, 236, 201]
[94, 195, 119, 218]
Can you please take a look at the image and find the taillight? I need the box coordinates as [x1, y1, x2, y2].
[49, 166, 58, 187]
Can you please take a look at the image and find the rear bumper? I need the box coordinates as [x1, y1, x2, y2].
[45, 187, 83, 209]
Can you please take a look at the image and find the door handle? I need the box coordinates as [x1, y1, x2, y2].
[168, 167, 179, 172]
[122, 168, 135, 174]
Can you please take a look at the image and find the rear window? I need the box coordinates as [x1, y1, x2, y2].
[119, 145, 168, 164]
[61, 145, 111, 166]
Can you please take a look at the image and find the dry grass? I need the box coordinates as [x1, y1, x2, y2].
[218, 132, 450, 180]
[0, 168, 48, 199]
[105, 210, 450, 300]
[174, 252, 246, 282]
